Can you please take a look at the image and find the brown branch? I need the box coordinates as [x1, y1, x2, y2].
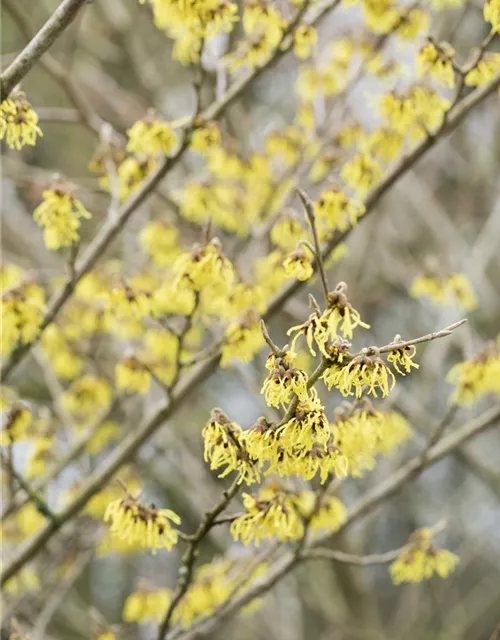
[156, 478, 241, 639]
[1, 0, 90, 99]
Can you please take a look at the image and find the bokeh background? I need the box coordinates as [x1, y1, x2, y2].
[2, 0, 500, 638]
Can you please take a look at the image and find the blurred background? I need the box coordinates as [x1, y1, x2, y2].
[1, 0, 500, 638]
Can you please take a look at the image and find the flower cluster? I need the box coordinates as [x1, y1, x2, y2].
[313, 190, 366, 237]
[126, 114, 177, 159]
[230, 484, 348, 546]
[104, 494, 181, 554]
[324, 350, 396, 398]
[446, 340, 500, 405]
[464, 53, 500, 86]
[379, 86, 450, 139]
[116, 356, 152, 395]
[331, 403, 411, 477]
[288, 282, 369, 358]
[220, 309, 264, 366]
[33, 183, 92, 251]
[410, 272, 477, 312]
[261, 351, 309, 409]
[416, 41, 456, 88]
[140, 0, 238, 65]
[123, 584, 171, 623]
[390, 529, 459, 584]
[62, 375, 112, 418]
[1, 281, 46, 356]
[202, 409, 259, 484]
[0, 404, 33, 445]
[0, 91, 42, 150]
[484, 0, 500, 32]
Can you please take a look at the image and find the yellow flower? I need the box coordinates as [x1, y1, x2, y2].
[390, 529, 459, 584]
[104, 495, 181, 554]
[293, 25, 317, 59]
[173, 240, 235, 293]
[410, 272, 477, 311]
[379, 91, 415, 132]
[446, 341, 500, 405]
[123, 586, 171, 623]
[62, 375, 112, 417]
[341, 152, 383, 194]
[325, 281, 370, 341]
[230, 490, 304, 546]
[484, 0, 500, 32]
[465, 53, 500, 86]
[261, 352, 309, 408]
[288, 311, 329, 357]
[191, 121, 221, 153]
[270, 214, 307, 250]
[202, 408, 259, 484]
[127, 116, 177, 159]
[33, 186, 92, 251]
[243, 0, 284, 39]
[446, 273, 477, 311]
[174, 559, 238, 627]
[387, 342, 419, 375]
[221, 310, 264, 366]
[361, 127, 403, 163]
[287, 442, 349, 482]
[296, 492, 347, 533]
[275, 388, 331, 453]
[41, 324, 84, 380]
[105, 283, 153, 323]
[0, 91, 42, 150]
[1, 263, 24, 291]
[314, 189, 366, 237]
[1, 282, 46, 356]
[0, 404, 32, 445]
[283, 250, 314, 281]
[139, 221, 180, 266]
[116, 357, 152, 394]
[416, 42, 456, 89]
[96, 633, 116, 640]
[396, 7, 429, 40]
[332, 405, 410, 476]
[266, 127, 304, 166]
[85, 421, 121, 455]
[359, 0, 399, 34]
[324, 351, 396, 398]
[408, 86, 451, 137]
[117, 156, 157, 201]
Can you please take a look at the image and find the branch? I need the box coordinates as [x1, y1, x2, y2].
[1, 0, 89, 99]
[0, 453, 59, 524]
[156, 479, 241, 639]
[371, 319, 467, 356]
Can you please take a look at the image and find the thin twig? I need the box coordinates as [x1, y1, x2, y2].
[296, 187, 330, 305]
[0, 453, 59, 523]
